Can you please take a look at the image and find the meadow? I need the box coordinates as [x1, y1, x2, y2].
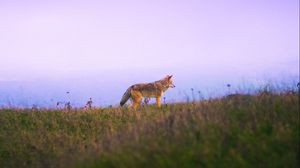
[0, 87, 299, 168]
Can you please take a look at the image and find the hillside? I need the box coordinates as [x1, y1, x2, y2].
[0, 91, 299, 168]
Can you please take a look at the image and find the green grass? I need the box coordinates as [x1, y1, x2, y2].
[0, 91, 299, 168]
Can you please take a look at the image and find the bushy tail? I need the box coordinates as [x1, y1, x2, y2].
[120, 86, 132, 106]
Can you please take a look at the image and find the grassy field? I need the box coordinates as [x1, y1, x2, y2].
[0, 90, 299, 168]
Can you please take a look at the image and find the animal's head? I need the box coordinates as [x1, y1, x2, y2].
[164, 75, 175, 88]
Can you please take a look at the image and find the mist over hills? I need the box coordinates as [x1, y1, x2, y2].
[0, 70, 298, 108]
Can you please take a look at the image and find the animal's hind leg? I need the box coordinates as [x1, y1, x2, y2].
[132, 97, 142, 110]
[131, 92, 142, 110]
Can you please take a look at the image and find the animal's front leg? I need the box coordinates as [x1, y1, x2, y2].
[156, 96, 161, 108]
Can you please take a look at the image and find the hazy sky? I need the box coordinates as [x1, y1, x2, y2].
[0, 0, 299, 107]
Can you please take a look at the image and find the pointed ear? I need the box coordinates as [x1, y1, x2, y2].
[168, 75, 173, 79]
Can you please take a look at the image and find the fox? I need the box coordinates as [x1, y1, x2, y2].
[120, 75, 175, 109]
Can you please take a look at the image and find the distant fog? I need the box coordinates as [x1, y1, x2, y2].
[0, 70, 298, 108]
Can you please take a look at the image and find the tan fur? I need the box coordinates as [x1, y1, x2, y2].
[120, 75, 175, 110]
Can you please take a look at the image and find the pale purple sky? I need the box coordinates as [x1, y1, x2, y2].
[0, 0, 299, 106]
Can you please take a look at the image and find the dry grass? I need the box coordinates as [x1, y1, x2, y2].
[0, 90, 299, 168]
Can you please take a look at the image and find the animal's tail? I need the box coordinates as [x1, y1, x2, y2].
[120, 86, 132, 106]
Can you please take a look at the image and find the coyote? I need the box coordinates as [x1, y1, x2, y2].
[120, 75, 175, 109]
